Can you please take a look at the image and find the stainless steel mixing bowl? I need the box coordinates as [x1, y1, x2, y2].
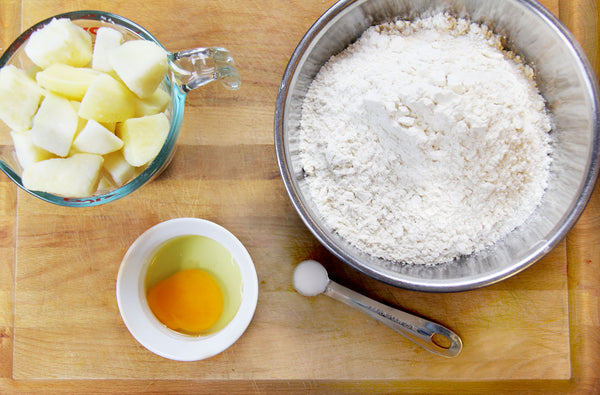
[275, 0, 600, 292]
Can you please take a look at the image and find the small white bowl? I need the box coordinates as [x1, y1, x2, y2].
[116, 218, 258, 361]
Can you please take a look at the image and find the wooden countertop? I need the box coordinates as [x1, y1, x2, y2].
[0, 0, 598, 393]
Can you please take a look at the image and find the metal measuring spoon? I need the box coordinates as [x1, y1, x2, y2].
[293, 260, 463, 358]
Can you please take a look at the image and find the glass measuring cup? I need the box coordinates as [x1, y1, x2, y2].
[0, 10, 240, 207]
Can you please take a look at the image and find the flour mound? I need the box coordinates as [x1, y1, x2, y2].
[299, 14, 552, 265]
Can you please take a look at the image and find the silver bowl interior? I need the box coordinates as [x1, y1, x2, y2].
[275, 0, 600, 292]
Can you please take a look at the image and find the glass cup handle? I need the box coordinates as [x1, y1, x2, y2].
[168, 47, 241, 92]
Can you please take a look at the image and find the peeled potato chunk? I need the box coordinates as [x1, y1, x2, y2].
[79, 73, 136, 122]
[72, 119, 123, 155]
[69, 101, 88, 135]
[22, 153, 104, 197]
[135, 87, 170, 117]
[10, 130, 54, 169]
[92, 27, 124, 72]
[99, 121, 116, 132]
[116, 112, 169, 167]
[36, 64, 100, 101]
[0, 65, 43, 131]
[102, 150, 135, 186]
[110, 40, 168, 98]
[24, 18, 92, 68]
[30, 93, 79, 157]
[97, 174, 116, 191]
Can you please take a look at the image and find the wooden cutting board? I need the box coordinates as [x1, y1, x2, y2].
[11, 0, 572, 381]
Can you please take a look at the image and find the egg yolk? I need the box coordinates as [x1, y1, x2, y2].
[146, 268, 224, 335]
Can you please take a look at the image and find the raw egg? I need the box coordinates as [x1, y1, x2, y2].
[145, 234, 242, 336]
[147, 269, 224, 334]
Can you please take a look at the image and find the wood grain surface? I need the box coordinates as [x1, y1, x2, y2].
[0, 0, 598, 393]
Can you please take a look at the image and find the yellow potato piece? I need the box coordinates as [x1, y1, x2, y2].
[72, 119, 123, 155]
[36, 64, 101, 101]
[22, 153, 104, 197]
[10, 130, 55, 169]
[116, 112, 169, 167]
[102, 150, 135, 186]
[0, 65, 43, 131]
[92, 27, 124, 72]
[24, 18, 92, 68]
[30, 93, 79, 157]
[135, 87, 170, 117]
[78, 73, 136, 122]
[110, 40, 168, 98]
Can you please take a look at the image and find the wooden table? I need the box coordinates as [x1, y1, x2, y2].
[0, 0, 598, 393]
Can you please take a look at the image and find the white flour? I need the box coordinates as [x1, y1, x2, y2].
[299, 14, 552, 265]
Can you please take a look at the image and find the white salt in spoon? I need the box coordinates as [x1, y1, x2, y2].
[293, 260, 462, 358]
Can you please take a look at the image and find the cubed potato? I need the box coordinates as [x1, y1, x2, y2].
[116, 112, 169, 167]
[135, 87, 170, 117]
[92, 27, 124, 72]
[102, 150, 136, 186]
[78, 73, 136, 122]
[97, 173, 116, 191]
[10, 130, 55, 169]
[30, 93, 79, 157]
[36, 64, 100, 100]
[0, 65, 43, 131]
[22, 153, 104, 197]
[110, 40, 168, 98]
[72, 119, 123, 155]
[24, 18, 92, 68]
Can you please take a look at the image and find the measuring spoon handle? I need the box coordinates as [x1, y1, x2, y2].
[324, 281, 462, 357]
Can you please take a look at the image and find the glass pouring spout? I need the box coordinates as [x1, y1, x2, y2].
[169, 47, 241, 92]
